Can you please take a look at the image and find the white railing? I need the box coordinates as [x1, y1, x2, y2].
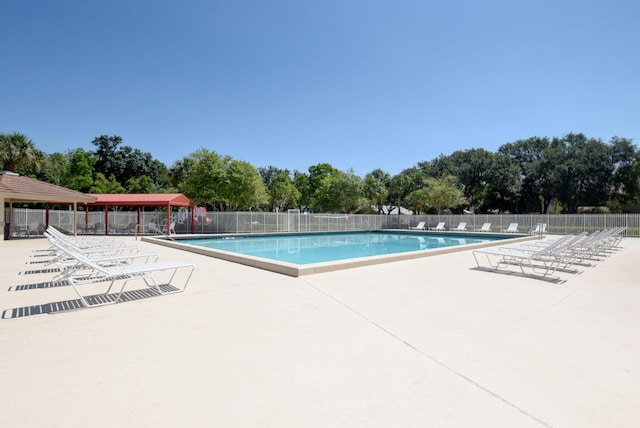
[4, 207, 640, 237]
[399, 213, 639, 236]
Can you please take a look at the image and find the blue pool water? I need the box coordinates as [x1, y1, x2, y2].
[180, 232, 499, 265]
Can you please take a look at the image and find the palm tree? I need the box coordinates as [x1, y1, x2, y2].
[0, 132, 45, 173]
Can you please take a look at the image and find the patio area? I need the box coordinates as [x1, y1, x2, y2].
[1, 235, 639, 427]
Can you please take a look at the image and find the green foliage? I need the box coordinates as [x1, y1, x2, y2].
[436, 148, 506, 211]
[308, 163, 337, 195]
[363, 168, 390, 213]
[553, 133, 613, 213]
[405, 188, 430, 214]
[91, 135, 167, 189]
[176, 148, 228, 209]
[499, 136, 552, 213]
[90, 173, 125, 194]
[126, 176, 157, 193]
[386, 171, 413, 214]
[43, 152, 68, 186]
[168, 157, 196, 188]
[66, 148, 96, 192]
[268, 170, 300, 211]
[174, 148, 268, 211]
[92, 135, 124, 178]
[0, 132, 46, 174]
[293, 172, 311, 211]
[35, 148, 96, 192]
[423, 176, 467, 214]
[258, 165, 291, 188]
[3, 129, 639, 214]
[221, 159, 269, 211]
[609, 136, 639, 206]
[310, 169, 364, 213]
[405, 175, 466, 214]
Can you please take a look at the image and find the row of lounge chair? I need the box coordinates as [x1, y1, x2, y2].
[472, 227, 626, 282]
[40, 226, 195, 308]
[411, 222, 546, 235]
[10, 221, 45, 238]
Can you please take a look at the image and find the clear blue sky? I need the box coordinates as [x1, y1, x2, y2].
[2, 0, 639, 176]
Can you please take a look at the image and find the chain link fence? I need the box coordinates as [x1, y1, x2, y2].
[4, 207, 640, 237]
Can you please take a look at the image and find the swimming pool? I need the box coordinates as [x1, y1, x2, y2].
[180, 232, 497, 264]
[145, 231, 531, 277]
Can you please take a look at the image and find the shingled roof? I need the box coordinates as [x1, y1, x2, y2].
[0, 171, 96, 204]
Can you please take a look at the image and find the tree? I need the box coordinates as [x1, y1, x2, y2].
[41, 149, 95, 192]
[499, 137, 551, 213]
[268, 171, 301, 211]
[308, 163, 337, 195]
[91, 135, 168, 189]
[0, 132, 46, 174]
[554, 133, 612, 213]
[310, 169, 364, 213]
[66, 148, 96, 192]
[537, 139, 567, 213]
[126, 176, 157, 193]
[175, 149, 268, 211]
[631, 152, 640, 206]
[90, 173, 125, 194]
[363, 168, 390, 213]
[444, 148, 519, 213]
[422, 176, 466, 214]
[258, 166, 300, 211]
[386, 171, 413, 214]
[423, 154, 453, 179]
[293, 171, 311, 212]
[608, 136, 638, 210]
[483, 154, 521, 213]
[219, 159, 269, 211]
[148, 159, 170, 189]
[304, 163, 340, 212]
[258, 165, 291, 188]
[43, 152, 68, 187]
[177, 148, 228, 209]
[405, 188, 430, 214]
[92, 135, 125, 179]
[442, 149, 493, 211]
[168, 157, 197, 188]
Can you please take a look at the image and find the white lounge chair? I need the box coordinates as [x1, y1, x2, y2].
[48, 238, 195, 308]
[147, 222, 165, 234]
[475, 223, 492, 232]
[519, 228, 626, 264]
[45, 226, 131, 250]
[45, 233, 159, 281]
[27, 221, 44, 237]
[43, 228, 141, 266]
[472, 235, 577, 281]
[91, 222, 104, 234]
[428, 222, 446, 231]
[503, 228, 626, 270]
[154, 221, 177, 235]
[411, 221, 426, 230]
[451, 222, 467, 231]
[501, 223, 519, 233]
[529, 223, 547, 235]
[162, 221, 176, 235]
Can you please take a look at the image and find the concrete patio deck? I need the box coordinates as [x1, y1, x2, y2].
[0, 235, 638, 427]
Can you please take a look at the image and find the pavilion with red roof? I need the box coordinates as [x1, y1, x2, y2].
[85, 193, 195, 235]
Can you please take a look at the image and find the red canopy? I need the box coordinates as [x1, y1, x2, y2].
[84, 193, 194, 234]
[87, 193, 193, 207]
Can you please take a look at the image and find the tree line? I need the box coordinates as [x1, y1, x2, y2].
[1, 131, 639, 214]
